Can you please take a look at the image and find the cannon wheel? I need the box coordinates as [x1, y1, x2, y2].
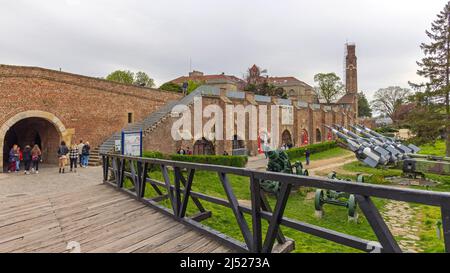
[356, 174, 365, 183]
[315, 189, 324, 211]
[347, 194, 357, 218]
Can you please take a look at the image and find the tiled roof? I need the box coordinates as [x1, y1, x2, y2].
[337, 93, 357, 104]
[171, 74, 244, 84]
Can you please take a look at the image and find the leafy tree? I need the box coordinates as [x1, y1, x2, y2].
[371, 86, 411, 121]
[313, 73, 345, 104]
[357, 92, 372, 117]
[410, 2, 450, 155]
[186, 80, 203, 94]
[106, 70, 155, 88]
[159, 82, 182, 92]
[134, 71, 155, 88]
[106, 70, 134, 84]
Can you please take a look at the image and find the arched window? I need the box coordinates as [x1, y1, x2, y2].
[193, 137, 215, 155]
[316, 128, 322, 143]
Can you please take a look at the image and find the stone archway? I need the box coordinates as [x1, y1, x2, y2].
[315, 128, 322, 143]
[301, 129, 309, 146]
[281, 129, 293, 148]
[193, 137, 215, 155]
[0, 111, 73, 171]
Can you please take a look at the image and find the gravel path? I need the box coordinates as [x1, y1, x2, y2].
[0, 166, 103, 198]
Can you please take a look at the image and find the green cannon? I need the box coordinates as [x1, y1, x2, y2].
[260, 149, 308, 193]
[314, 172, 364, 219]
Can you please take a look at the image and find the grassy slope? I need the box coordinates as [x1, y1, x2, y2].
[418, 140, 445, 156]
[289, 147, 351, 163]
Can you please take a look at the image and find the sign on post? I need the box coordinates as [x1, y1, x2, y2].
[121, 130, 143, 157]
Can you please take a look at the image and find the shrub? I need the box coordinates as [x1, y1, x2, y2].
[142, 151, 165, 159]
[285, 141, 337, 159]
[168, 154, 248, 168]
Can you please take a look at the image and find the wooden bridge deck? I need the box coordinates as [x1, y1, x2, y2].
[0, 184, 233, 253]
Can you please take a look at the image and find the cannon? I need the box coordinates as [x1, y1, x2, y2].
[260, 149, 308, 193]
[314, 172, 364, 219]
[327, 124, 450, 178]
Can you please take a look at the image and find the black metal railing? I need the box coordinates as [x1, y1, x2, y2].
[101, 153, 450, 253]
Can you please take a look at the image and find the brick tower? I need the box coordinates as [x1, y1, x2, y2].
[343, 43, 358, 120]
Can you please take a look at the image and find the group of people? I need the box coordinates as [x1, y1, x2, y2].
[7, 139, 91, 174]
[57, 140, 90, 173]
[8, 144, 42, 174]
[176, 147, 192, 155]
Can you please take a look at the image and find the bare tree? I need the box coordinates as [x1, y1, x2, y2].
[371, 86, 411, 121]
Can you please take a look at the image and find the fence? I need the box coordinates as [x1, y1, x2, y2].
[101, 153, 450, 253]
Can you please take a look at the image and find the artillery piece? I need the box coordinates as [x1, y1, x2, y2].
[260, 149, 308, 193]
[327, 124, 450, 178]
[314, 172, 364, 219]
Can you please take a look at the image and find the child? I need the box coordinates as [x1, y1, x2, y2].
[69, 143, 79, 172]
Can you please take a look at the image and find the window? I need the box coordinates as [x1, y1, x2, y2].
[128, 113, 133, 124]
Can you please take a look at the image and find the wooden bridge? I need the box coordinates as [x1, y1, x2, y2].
[0, 184, 233, 253]
[2, 153, 450, 253]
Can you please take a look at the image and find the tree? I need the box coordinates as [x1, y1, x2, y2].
[186, 80, 203, 94]
[410, 2, 450, 155]
[313, 73, 345, 104]
[357, 92, 372, 117]
[134, 71, 155, 88]
[106, 70, 134, 84]
[371, 86, 411, 121]
[159, 82, 182, 92]
[106, 70, 155, 88]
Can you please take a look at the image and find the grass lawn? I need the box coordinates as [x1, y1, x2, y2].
[418, 140, 445, 156]
[289, 147, 352, 163]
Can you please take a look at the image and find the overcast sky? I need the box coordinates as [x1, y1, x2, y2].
[0, 0, 447, 100]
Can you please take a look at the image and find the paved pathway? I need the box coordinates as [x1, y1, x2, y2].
[0, 166, 102, 198]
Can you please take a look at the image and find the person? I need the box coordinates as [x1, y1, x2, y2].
[81, 141, 90, 168]
[22, 145, 32, 175]
[31, 144, 42, 174]
[8, 144, 18, 173]
[69, 143, 79, 172]
[305, 148, 311, 166]
[186, 147, 192, 155]
[57, 141, 69, 173]
[16, 146, 22, 171]
[223, 151, 229, 156]
[77, 140, 84, 167]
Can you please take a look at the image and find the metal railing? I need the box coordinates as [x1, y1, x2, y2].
[101, 153, 450, 253]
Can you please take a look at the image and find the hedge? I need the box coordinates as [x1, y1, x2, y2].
[285, 141, 337, 159]
[169, 154, 248, 168]
[142, 151, 165, 159]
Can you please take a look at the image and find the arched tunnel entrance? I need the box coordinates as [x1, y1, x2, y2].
[2, 116, 63, 172]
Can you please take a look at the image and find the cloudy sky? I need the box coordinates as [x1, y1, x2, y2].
[0, 0, 447, 99]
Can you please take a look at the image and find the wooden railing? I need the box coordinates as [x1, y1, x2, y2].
[101, 153, 450, 253]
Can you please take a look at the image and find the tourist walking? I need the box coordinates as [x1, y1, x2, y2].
[8, 144, 18, 173]
[81, 141, 90, 168]
[305, 148, 311, 165]
[57, 141, 69, 173]
[77, 140, 84, 167]
[22, 145, 32, 175]
[69, 143, 79, 172]
[31, 144, 42, 174]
